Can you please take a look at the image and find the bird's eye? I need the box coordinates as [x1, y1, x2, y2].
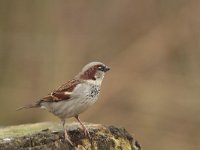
[98, 66, 104, 71]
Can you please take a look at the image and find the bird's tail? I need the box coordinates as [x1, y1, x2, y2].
[16, 102, 40, 111]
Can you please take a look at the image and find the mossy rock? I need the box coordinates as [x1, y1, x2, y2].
[0, 122, 141, 150]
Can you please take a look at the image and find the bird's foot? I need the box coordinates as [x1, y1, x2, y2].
[83, 127, 91, 139]
[64, 129, 74, 146]
[74, 115, 92, 140]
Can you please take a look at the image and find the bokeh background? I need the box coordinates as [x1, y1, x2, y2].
[1, 0, 200, 149]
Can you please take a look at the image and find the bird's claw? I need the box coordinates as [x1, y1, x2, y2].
[64, 130, 74, 146]
[84, 128, 91, 139]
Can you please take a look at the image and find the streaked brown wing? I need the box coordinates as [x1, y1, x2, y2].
[40, 79, 81, 102]
[56, 79, 81, 92]
[41, 93, 71, 102]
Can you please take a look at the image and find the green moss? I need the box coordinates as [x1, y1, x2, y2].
[0, 122, 61, 139]
[76, 139, 93, 150]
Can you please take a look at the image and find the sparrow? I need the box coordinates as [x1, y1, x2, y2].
[17, 62, 110, 145]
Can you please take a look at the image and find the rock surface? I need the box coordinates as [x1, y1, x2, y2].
[0, 122, 141, 150]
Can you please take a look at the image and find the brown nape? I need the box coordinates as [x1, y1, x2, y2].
[80, 64, 101, 80]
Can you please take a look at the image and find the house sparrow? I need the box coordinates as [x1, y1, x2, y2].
[17, 62, 110, 145]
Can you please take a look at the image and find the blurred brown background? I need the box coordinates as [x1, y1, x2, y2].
[1, 0, 200, 149]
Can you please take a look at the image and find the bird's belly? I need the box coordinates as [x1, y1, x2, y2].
[43, 96, 97, 119]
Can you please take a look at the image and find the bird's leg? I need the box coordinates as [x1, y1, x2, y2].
[61, 119, 73, 146]
[75, 115, 91, 139]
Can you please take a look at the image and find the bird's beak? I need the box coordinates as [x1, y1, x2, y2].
[104, 66, 110, 72]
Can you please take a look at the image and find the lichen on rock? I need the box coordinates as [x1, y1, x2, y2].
[0, 122, 141, 150]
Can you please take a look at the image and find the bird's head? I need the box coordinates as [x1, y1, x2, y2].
[77, 62, 110, 83]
